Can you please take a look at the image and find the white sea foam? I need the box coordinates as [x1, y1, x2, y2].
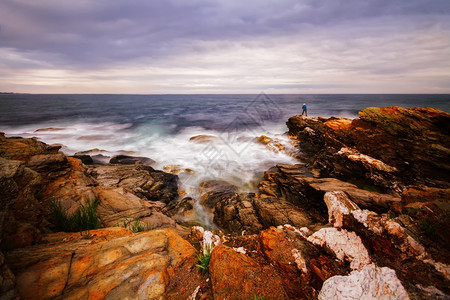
[4, 120, 299, 196]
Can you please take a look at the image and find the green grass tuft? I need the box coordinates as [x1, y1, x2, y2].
[49, 199, 102, 232]
[196, 245, 212, 277]
[115, 218, 152, 233]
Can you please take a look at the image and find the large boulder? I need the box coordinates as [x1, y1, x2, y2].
[25, 153, 70, 180]
[198, 180, 239, 209]
[209, 245, 289, 299]
[213, 193, 264, 233]
[319, 264, 410, 300]
[5, 228, 198, 300]
[213, 193, 325, 234]
[96, 186, 155, 227]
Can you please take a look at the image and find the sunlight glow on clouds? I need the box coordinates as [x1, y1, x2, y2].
[0, 0, 449, 93]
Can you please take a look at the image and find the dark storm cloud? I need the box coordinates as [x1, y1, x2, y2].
[1, 0, 448, 69]
[1, 0, 449, 93]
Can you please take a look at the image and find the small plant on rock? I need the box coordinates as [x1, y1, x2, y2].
[116, 218, 152, 233]
[196, 245, 212, 277]
[49, 199, 102, 232]
[130, 218, 152, 233]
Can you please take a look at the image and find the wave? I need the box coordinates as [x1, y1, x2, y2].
[3, 120, 300, 195]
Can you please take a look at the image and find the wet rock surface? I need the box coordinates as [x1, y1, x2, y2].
[109, 154, 155, 165]
[198, 180, 239, 209]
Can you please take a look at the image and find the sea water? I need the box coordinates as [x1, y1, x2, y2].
[1, 93, 449, 195]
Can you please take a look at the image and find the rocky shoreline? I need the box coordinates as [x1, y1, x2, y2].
[1, 106, 449, 299]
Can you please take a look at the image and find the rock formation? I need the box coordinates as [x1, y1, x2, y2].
[1, 106, 449, 299]
[287, 106, 450, 192]
[5, 228, 198, 299]
[0, 133, 185, 250]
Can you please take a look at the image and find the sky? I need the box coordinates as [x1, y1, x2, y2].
[0, 0, 449, 94]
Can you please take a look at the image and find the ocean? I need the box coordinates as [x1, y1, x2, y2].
[1, 93, 449, 195]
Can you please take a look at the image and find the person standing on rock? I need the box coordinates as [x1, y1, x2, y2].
[301, 103, 307, 117]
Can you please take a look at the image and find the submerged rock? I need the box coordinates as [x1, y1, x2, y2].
[256, 134, 284, 153]
[109, 154, 155, 165]
[71, 154, 94, 165]
[189, 134, 219, 144]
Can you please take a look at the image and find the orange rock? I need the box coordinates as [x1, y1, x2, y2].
[0, 135, 60, 162]
[324, 118, 352, 131]
[41, 157, 98, 215]
[6, 228, 197, 300]
[209, 245, 289, 299]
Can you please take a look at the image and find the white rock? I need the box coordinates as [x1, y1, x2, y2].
[187, 285, 201, 300]
[303, 127, 316, 136]
[323, 191, 359, 228]
[233, 247, 247, 254]
[351, 209, 384, 234]
[307, 227, 371, 270]
[319, 264, 410, 300]
[279, 224, 312, 238]
[291, 249, 308, 274]
[338, 147, 398, 173]
[352, 211, 449, 280]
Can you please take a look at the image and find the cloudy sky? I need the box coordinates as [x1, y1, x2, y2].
[0, 0, 449, 94]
